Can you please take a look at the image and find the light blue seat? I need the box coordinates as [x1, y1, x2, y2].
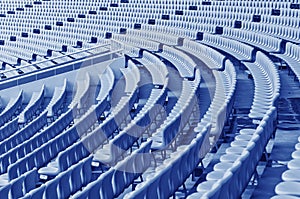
[271, 195, 300, 199]
[275, 182, 300, 196]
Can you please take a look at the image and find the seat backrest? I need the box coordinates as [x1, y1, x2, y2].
[30, 184, 45, 199]
[24, 167, 38, 193]
[44, 178, 59, 199]
[0, 184, 11, 199]
[10, 175, 25, 199]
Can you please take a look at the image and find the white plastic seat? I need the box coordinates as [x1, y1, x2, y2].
[275, 182, 300, 196]
[281, 169, 300, 182]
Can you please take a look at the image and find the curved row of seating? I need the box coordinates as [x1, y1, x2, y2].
[189, 49, 280, 198]
[38, 60, 140, 179]
[0, 90, 23, 127]
[69, 140, 152, 199]
[180, 39, 227, 71]
[273, 136, 300, 197]
[200, 33, 255, 62]
[243, 51, 280, 121]
[0, 0, 299, 198]
[271, 42, 300, 83]
[0, 168, 38, 199]
[124, 125, 210, 199]
[113, 34, 161, 52]
[180, 39, 237, 148]
[126, 29, 180, 46]
[0, 118, 18, 142]
[96, 66, 115, 102]
[188, 107, 277, 199]
[150, 69, 201, 152]
[22, 156, 93, 199]
[138, 50, 169, 86]
[0, 109, 73, 179]
[0, 111, 48, 162]
[92, 79, 167, 166]
[158, 45, 196, 78]
[18, 84, 45, 124]
[119, 36, 237, 197]
[0, 61, 113, 184]
[222, 27, 284, 54]
[68, 72, 91, 110]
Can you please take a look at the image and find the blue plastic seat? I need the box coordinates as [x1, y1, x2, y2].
[58, 170, 72, 198]
[10, 175, 25, 199]
[24, 168, 38, 194]
[30, 184, 45, 199]
[0, 184, 11, 199]
[44, 178, 59, 199]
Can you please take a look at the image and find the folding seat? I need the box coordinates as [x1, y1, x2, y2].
[58, 170, 72, 198]
[0, 184, 11, 199]
[157, 164, 172, 198]
[205, 172, 233, 199]
[281, 169, 300, 182]
[82, 156, 92, 187]
[7, 162, 19, 181]
[23, 168, 38, 194]
[271, 196, 300, 199]
[44, 178, 59, 199]
[275, 182, 300, 196]
[112, 165, 128, 197]
[34, 149, 44, 168]
[71, 161, 84, 193]
[287, 159, 300, 170]
[10, 175, 25, 199]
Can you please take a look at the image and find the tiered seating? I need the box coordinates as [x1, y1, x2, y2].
[0, 109, 73, 180]
[243, 51, 280, 121]
[126, 29, 180, 46]
[138, 51, 169, 86]
[222, 28, 285, 53]
[0, 0, 299, 198]
[0, 90, 23, 127]
[189, 108, 277, 199]
[150, 69, 201, 152]
[124, 127, 210, 199]
[180, 39, 227, 70]
[273, 136, 300, 197]
[0, 168, 38, 199]
[71, 140, 152, 199]
[22, 156, 93, 199]
[0, 118, 18, 142]
[158, 45, 196, 78]
[200, 33, 255, 62]
[18, 85, 45, 124]
[189, 51, 279, 198]
[37, 59, 139, 180]
[113, 34, 161, 52]
[271, 42, 300, 82]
